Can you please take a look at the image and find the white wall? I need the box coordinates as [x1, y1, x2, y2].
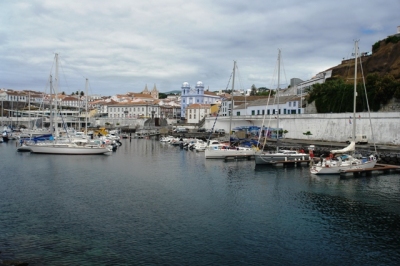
[204, 112, 400, 145]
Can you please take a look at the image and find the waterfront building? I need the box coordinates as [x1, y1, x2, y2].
[60, 95, 84, 108]
[219, 95, 271, 117]
[180, 81, 220, 120]
[233, 95, 303, 117]
[107, 101, 160, 119]
[185, 103, 211, 124]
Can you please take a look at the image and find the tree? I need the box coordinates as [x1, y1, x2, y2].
[159, 93, 167, 99]
[307, 75, 400, 113]
[250, 84, 257, 96]
[303, 131, 312, 139]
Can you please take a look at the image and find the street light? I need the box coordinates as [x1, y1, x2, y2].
[0, 93, 6, 126]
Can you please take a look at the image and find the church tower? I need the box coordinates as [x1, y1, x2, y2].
[151, 84, 159, 99]
[142, 84, 150, 95]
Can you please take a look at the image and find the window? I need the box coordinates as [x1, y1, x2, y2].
[289, 102, 292, 107]
[251, 110, 255, 115]
[236, 112, 240, 116]
[293, 101, 297, 107]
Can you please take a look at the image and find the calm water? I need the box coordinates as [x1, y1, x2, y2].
[1, 139, 400, 265]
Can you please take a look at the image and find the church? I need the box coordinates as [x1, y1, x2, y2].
[180, 81, 219, 119]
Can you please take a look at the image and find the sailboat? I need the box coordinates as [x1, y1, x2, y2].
[254, 49, 309, 165]
[204, 61, 256, 159]
[310, 41, 377, 175]
[28, 54, 111, 155]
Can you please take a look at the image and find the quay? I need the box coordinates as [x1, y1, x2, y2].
[340, 163, 400, 176]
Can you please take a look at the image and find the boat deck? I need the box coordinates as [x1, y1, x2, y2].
[224, 155, 255, 161]
[270, 159, 311, 166]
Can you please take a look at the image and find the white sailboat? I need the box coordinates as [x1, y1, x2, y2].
[204, 61, 256, 159]
[254, 49, 309, 165]
[310, 41, 377, 175]
[28, 54, 111, 155]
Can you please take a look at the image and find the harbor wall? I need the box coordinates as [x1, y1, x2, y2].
[204, 112, 400, 145]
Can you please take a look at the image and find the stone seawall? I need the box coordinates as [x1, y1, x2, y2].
[205, 112, 400, 145]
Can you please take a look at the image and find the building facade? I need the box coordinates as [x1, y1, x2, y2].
[107, 102, 160, 119]
[180, 81, 220, 120]
[185, 104, 211, 123]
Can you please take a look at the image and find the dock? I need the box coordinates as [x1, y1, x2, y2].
[340, 163, 400, 176]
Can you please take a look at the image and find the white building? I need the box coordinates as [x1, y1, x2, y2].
[234, 95, 304, 117]
[185, 103, 211, 123]
[107, 101, 160, 119]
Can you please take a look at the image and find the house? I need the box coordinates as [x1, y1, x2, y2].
[185, 103, 211, 124]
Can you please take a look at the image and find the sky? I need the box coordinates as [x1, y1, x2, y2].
[1, 0, 399, 96]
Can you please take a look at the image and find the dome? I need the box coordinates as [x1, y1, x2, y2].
[182, 82, 190, 87]
[196, 81, 203, 86]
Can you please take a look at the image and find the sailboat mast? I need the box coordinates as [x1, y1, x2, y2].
[353, 41, 358, 141]
[276, 49, 281, 152]
[54, 53, 59, 138]
[49, 75, 54, 136]
[85, 78, 88, 135]
[228, 61, 236, 144]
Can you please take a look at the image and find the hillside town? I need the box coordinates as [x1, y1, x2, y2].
[0, 69, 327, 129]
[1, 27, 400, 141]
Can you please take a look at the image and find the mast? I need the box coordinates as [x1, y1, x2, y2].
[352, 41, 358, 142]
[28, 91, 31, 129]
[276, 49, 281, 152]
[228, 61, 236, 145]
[85, 78, 88, 135]
[49, 75, 54, 136]
[54, 53, 59, 138]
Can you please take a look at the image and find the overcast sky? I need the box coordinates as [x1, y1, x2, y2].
[1, 0, 399, 96]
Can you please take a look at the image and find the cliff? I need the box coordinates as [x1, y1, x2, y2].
[328, 36, 400, 82]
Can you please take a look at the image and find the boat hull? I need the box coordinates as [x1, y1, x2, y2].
[255, 153, 310, 165]
[310, 160, 377, 175]
[30, 145, 110, 155]
[205, 148, 255, 159]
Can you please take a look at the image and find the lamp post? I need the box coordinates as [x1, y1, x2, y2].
[0, 94, 6, 126]
[151, 110, 155, 127]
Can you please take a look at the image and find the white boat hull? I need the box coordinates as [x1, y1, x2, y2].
[310, 160, 377, 175]
[205, 147, 255, 159]
[30, 145, 110, 155]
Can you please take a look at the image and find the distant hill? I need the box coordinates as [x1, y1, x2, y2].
[328, 35, 400, 82]
[163, 90, 181, 95]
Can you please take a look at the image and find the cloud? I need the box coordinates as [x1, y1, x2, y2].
[1, 0, 399, 95]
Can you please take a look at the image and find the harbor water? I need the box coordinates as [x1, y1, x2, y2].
[1, 138, 400, 265]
